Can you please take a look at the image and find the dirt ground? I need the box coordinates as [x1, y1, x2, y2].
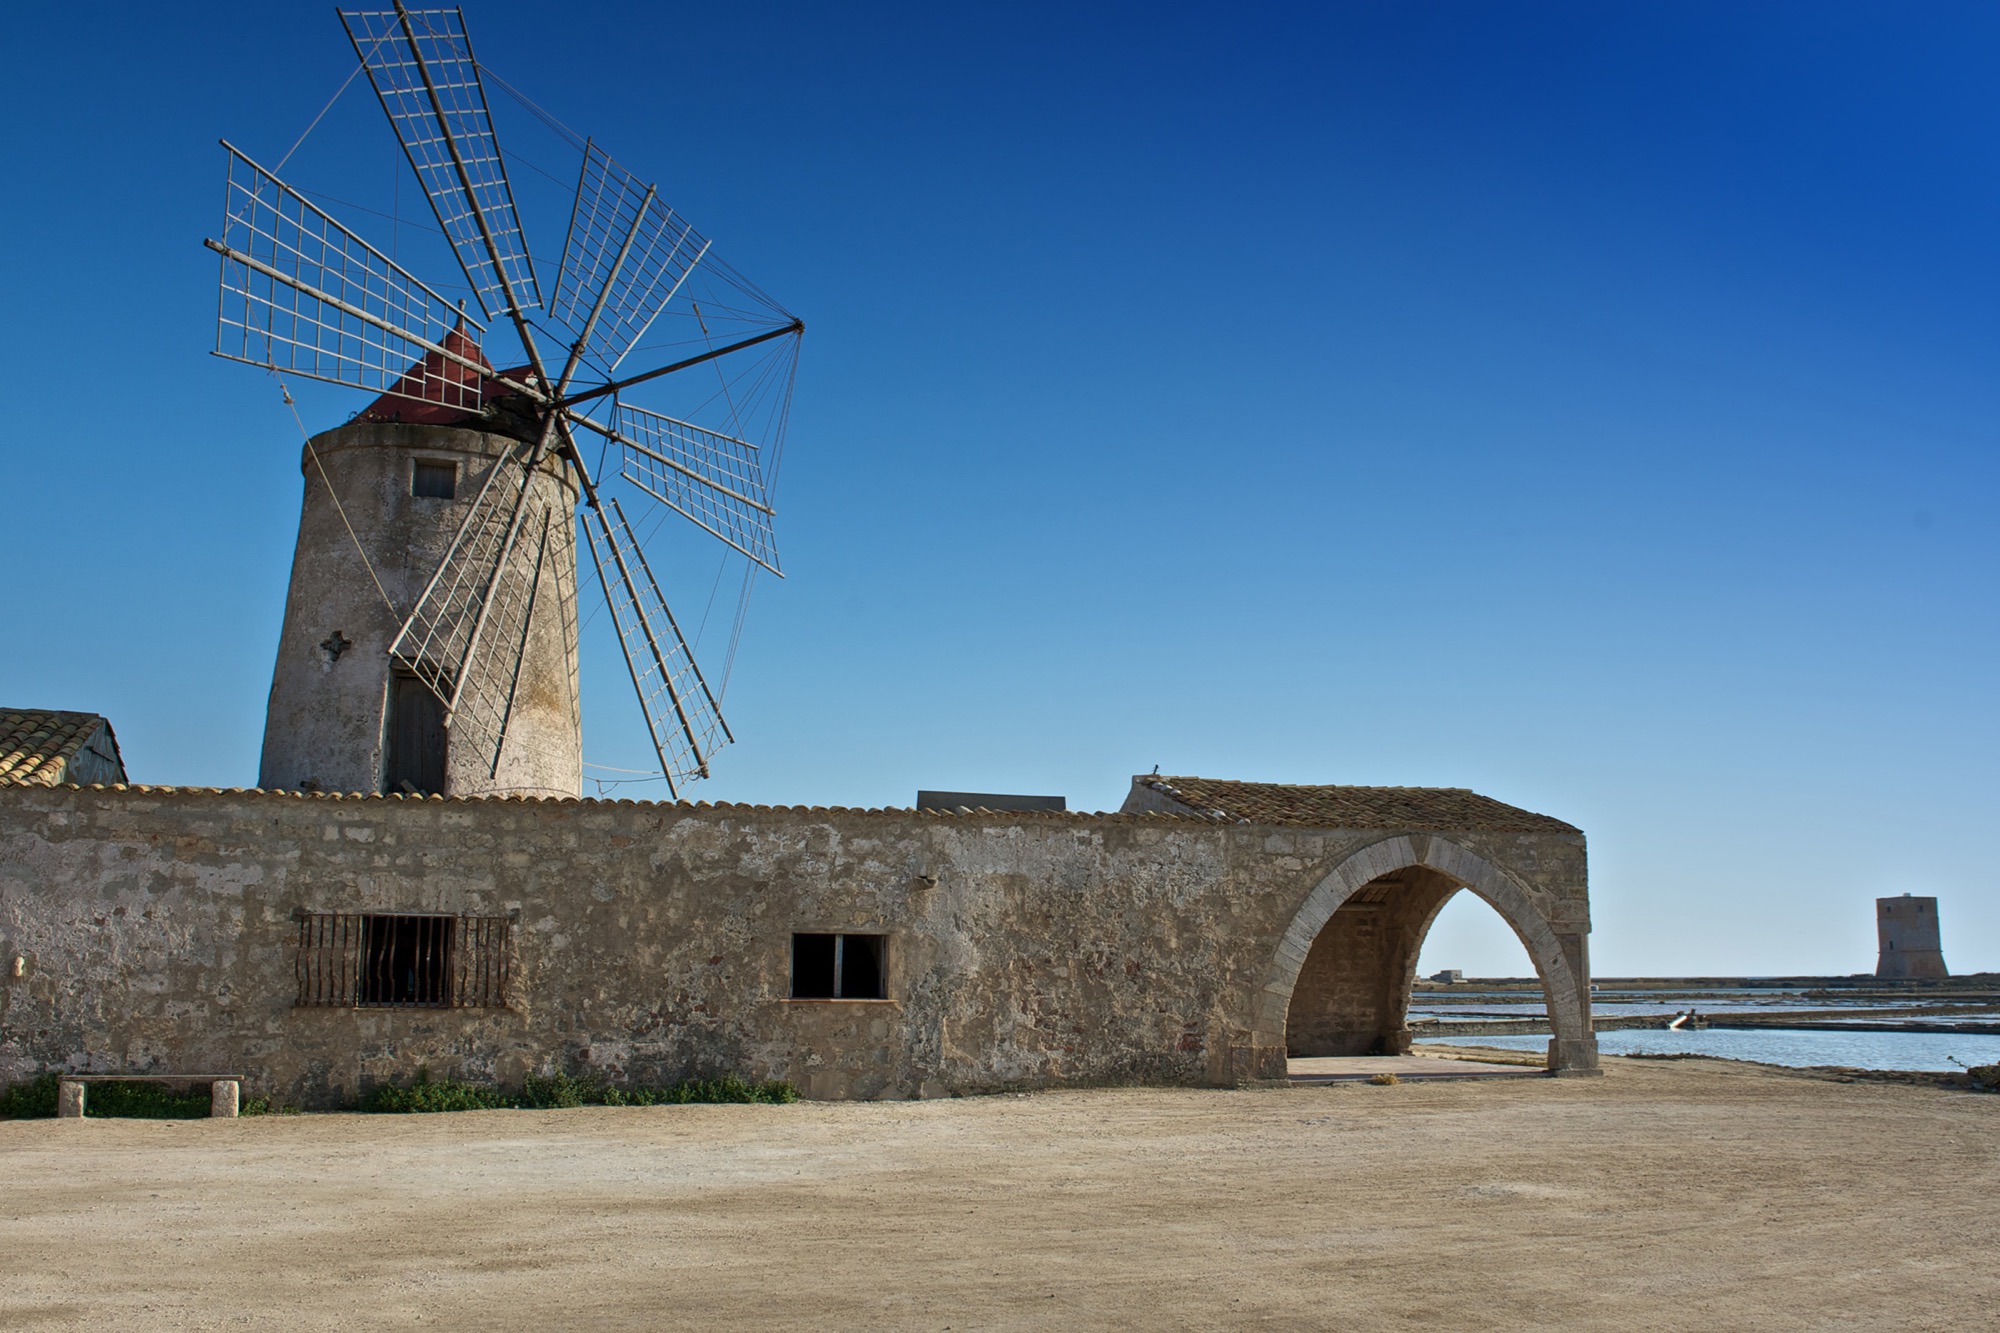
[2, 1055, 1994, 1331]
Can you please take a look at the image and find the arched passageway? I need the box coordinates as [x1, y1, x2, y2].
[1258, 834, 1596, 1073]
[1285, 865, 1461, 1057]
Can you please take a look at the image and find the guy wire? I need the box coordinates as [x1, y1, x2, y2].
[272, 373, 401, 622]
[276, 41, 385, 172]
[478, 62, 588, 152]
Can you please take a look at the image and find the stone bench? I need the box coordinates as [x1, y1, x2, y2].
[57, 1075, 244, 1119]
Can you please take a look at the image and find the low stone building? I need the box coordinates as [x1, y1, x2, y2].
[0, 774, 1596, 1105]
[0, 710, 127, 788]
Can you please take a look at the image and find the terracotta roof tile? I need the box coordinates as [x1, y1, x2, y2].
[0, 783, 1216, 821]
[1135, 776, 1577, 834]
[0, 709, 122, 787]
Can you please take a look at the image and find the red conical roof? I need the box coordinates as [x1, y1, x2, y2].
[357, 324, 503, 427]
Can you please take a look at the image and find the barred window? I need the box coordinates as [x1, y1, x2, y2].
[294, 911, 513, 1009]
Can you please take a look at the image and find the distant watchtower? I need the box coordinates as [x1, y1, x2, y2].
[1876, 895, 1948, 980]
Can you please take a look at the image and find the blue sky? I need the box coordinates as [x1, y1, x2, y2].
[3, 3, 1994, 976]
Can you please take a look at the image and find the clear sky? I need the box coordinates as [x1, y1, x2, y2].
[3, 2, 1994, 977]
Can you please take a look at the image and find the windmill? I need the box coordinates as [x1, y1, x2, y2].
[204, 3, 801, 799]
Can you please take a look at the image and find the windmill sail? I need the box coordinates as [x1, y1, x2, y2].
[340, 4, 541, 320]
[207, 143, 517, 410]
[389, 446, 549, 716]
[552, 141, 711, 377]
[583, 498, 732, 797]
[444, 506, 557, 781]
[579, 404, 781, 576]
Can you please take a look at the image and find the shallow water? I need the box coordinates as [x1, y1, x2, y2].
[1419, 1027, 2000, 1072]
[1410, 998, 2000, 1021]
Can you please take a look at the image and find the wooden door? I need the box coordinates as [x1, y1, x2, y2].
[387, 673, 448, 795]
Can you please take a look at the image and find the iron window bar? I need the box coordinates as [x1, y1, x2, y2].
[293, 910, 514, 1009]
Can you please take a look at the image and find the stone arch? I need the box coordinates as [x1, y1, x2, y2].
[1255, 834, 1593, 1072]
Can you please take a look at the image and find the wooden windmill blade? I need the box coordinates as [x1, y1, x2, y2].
[581, 498, 733, 797]
[338, 3, 542, 321]
[204, 143, 535, 411]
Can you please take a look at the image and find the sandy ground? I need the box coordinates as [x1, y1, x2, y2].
[2, 1055, 1994, 1331]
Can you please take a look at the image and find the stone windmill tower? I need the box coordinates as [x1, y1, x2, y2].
[260, 333, 583, 798]
[208, 4, 802, 799]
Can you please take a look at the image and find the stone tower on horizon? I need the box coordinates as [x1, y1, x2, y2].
[1875, 894, 1948, 980]
[258, 338, 583, 800]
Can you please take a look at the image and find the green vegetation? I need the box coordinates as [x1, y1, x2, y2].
[240, 1096, 300, 1116]
[361, 1071, 513, 1114]
[1, 1075, 217, 1119]
[82, 1081, 212, 1119]
[1, 1069, 796, 1117]
[0, 1073, 59, 1118]
[592, 1075, 799, 1107]
[361, 1068, 797, 1114]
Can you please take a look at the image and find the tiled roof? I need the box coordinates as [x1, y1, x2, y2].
[1136, 776, 1578, 834]
[0, 773, 1573, 834]
[0, 709, 120, 787]
[0, 783, 1214, 821]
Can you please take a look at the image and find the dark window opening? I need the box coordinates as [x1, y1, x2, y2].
[294, 911, 512, 1008]
[362, 914, 453, 1005]
[387, 672, 447, 796]
[412, 460, 457, 499]
[791, 933, 886, 1000]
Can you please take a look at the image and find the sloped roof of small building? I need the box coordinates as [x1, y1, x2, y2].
[1135, 776, 1577, 834]
[0, 709, 123, 787]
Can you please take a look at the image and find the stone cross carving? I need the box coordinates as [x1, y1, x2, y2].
[319, 631, 352, 664]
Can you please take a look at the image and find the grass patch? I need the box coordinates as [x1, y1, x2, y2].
[1368, 1072, 1401, 1086]
[596, 1075, 798, 1107]
[362, 1070, 512, 1114]
[240, 1096, 300, 1116]
[1, 1074, 229, 1119]
[83, 1082, 212, 1119]
[3, 1070, 796, 1117]
[1, 1073, 59, 1118]
[362, 1068, 798, 1113]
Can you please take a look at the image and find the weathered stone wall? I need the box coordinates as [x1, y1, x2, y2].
[0, 787, 1594, 1105]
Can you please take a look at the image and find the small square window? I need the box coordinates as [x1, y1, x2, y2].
[412, 460, 456, 499]
[791, 932, 886, 1000]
